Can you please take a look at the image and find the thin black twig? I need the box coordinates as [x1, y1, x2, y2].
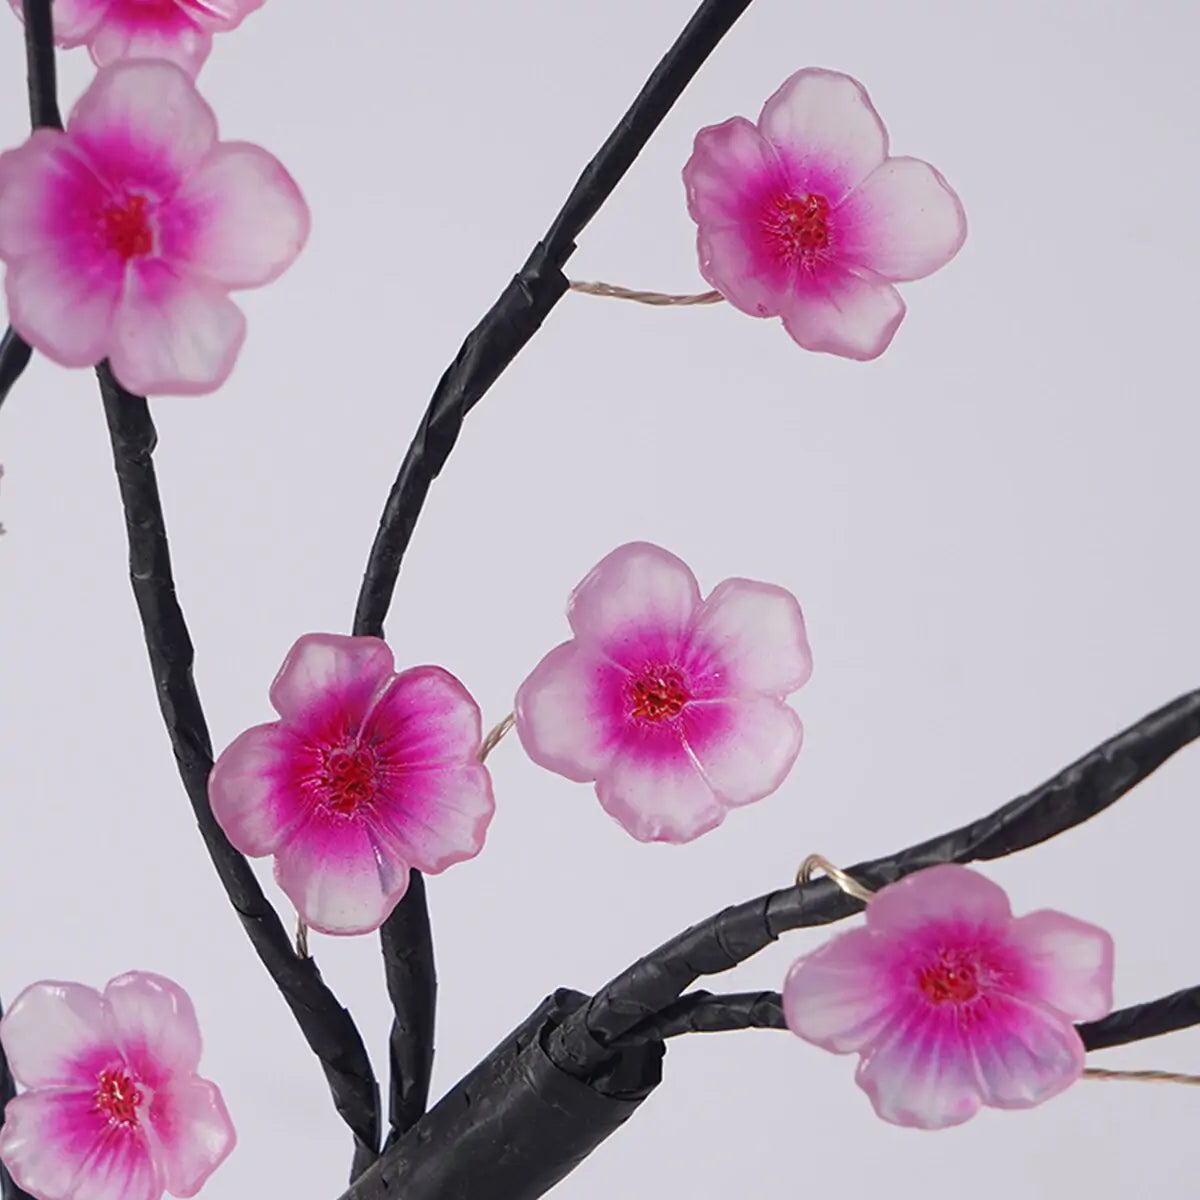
[0, 329, 32, 411]
[359, 0, 756, 1144]
[549, 686, 1200, 1073]
[0, 999, 33, 1200]
[97, 365, 381, 1173]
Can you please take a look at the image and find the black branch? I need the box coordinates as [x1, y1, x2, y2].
[360, 0, 756, 1145]
[98, 365, 381, 1172]
[548, 686, 1200, 1074]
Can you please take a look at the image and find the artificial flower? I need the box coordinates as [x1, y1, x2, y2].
[683, 67, 966, 360]
[0, 971, 235, 1200]
[515, 541, 812, 843]
[0, 59, 308, 396]
[783, 864, 1114, 1129]
[7, 0, 264, 77]
[209, 633, 494, 936]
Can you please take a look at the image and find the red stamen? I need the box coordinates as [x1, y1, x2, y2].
[760, 192, 832, 268]
[917, 950, 981, 1005]
[100, 195, 153, 260]
[629, 668, 690, 722]
[94, 1068, 141, 1126]
[321, 746, 378, 814]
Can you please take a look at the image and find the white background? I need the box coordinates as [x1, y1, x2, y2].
[2, 1, 1199, 1196]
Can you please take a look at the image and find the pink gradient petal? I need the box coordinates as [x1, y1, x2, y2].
[0, 1090, 160, 1200]
[171, 142, 310, 287]
[683, 696, 802, 806]
[107, 258, 245, 395]
[1009, 910, 1115, 1021]
[372, 764, 495, 875]
[683, 116, 785, 230]
[0, 983, 117, 1089]
[368, 665, 483, 766]
[514, 641, 625, 782]
[838, 156, 967, 282]
[685, 577, 812, 696]
[568, 542, 702, 667]
[145, 1077, 236, 1198]
[855, 1005, 982, 1129]
[0, 133, 95, 260]
[867, 864, 1012, 936]
[182, 0, 266, 24]
[67, 61, 218, 190]
[269, 633, 395, 737]
[696, 221, 789, 318]
[779, 266, 905, 361]
[8, 0, 110, 42]
[103, 972, 202, 1089]
[783, 930, 898, 1053]
[89, 11, 212, 76]
[758, 68, 888, 201]
[595, 740, 724, 843]
[969, 995, 1085, 1109]
[274, 810, 410, 936]
[208, 723, 311, 856]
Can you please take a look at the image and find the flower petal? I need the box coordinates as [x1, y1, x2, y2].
[372, 764, 494, 875]
[274, 811, 409, 936]
[969, 993, 1086, 1109]
[145, 1077, 235, 1198]
[67, 60, 218, 192]
[88, 10, 213, 76]
[0, 1090, 160, 1200]
[170, 142, 309, 287]
[838, 156, 966, 282]
[696, 220, 789, 318]
[269, 633, 395, 738]
[1008, 910, 1115, 1021]
[567, 542, 701, 668]
[103, 972, 202, 1089]
[0, 983, 118, 1089]
[683, 115, 785, 230]
[208, 723, 312, 856]
[779, 266, 905, 361]
[758, 68, 888, 201]
[514, 641, 625, 782]
[867, 865, 1012, 937]
[685, 578, 812, 696]
[855, 1004, 982, 1129]
[0, 133, 95, 260]
[7, 0, 109, 43]
[783, 929, 898, 1053]
[368, 665, 483, 766]
[683, 696, 802, 806]
[595, 738, 723, 843]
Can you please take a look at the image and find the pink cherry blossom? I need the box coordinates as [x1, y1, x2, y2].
[7, 0, 264, 78]
[783, 865, 1115, 1129]
[209, 633, 495, 936]
[0, 971, 235, 1200]
[514, 542, 812, 844]
[0, 59, 308, 396]
[683, 67, 966, 360]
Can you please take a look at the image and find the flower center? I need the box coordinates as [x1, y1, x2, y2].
[320, 745, 378, 815]
[760, 192, 831, 269]
[94, 1068, 141, 1127]
[917, 949, 982, 1005]
[629, 667, 690, 723]
[99, 194, 154, 260]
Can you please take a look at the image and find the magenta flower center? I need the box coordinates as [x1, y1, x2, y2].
[628, 667, 690, 723]
[320, 745, 379, 814]
[917, 948, 982, 1005]
[94, 1068, 142, 1126]
[99, 194, 154, 260]
[759, 192, 832, 269]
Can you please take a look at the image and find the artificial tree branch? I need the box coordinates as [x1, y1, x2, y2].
[549, 685, 1200, 1074]
[629, 985, 1200, 1054]
[0, 1001, 33, 1200]
[0, 0, 65, 410]
[359, 0, 757, 1142]
[98, 365, 381, 1173]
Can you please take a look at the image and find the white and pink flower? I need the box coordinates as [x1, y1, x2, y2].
[209, 633, 495, 936]
[7, 0, 265, 77]
[0, 971, 235, 1200]
[683, 67, 966, 360]
[0, 59, 308, 396]
[783, 865, 1115, 1129]
[515, 542, 812, 844]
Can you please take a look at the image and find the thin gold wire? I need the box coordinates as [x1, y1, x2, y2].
[479, 712, 515, 763]
[795, 853, 875, 903]
[568, 279, 725, 306]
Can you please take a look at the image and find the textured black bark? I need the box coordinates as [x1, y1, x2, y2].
[360, 0, 757, 1146]
[98, 366, 380, 1172]
[549, 687, 1200, 1073]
